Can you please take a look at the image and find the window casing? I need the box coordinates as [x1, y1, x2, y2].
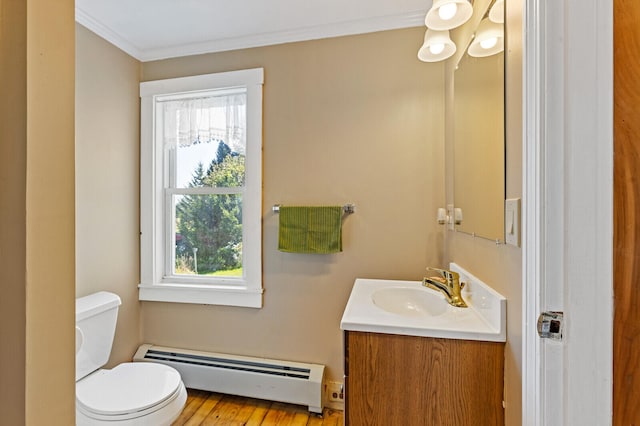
[139, 69, 263, 308]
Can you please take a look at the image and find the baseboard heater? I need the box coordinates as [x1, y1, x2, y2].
[133, 344, 325, 413]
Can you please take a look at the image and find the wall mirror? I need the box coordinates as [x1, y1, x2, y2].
[453, 48, 505, 241]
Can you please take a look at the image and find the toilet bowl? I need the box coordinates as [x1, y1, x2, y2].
[76, 363, 187, 425]
[76, 292, 187, 425]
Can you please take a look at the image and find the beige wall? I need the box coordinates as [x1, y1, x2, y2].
[25, 0, 76, 422]
[0, 0, 78, 424]
[0, 0, 27, 422]
[75, 24, 142, 366]
[139, 27, 446, 393]
[444, 0, 524, 425]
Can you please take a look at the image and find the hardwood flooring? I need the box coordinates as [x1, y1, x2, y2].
[172, 389, 344, 426]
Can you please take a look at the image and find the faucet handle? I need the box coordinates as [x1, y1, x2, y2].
[425, 267, 459, 281]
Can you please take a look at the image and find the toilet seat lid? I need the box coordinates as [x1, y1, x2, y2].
[76, 362, 182, 416]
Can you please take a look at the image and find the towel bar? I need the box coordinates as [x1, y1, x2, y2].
[272, 204, 356, 214]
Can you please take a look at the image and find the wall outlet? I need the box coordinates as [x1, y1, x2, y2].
[326, 381, 344, 402]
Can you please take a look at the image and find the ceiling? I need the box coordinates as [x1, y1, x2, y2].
[76, 0, 431, 61]
[75, 0, 432, 62]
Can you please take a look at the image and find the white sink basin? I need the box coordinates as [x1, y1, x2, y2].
[372, 287, 447, 317]
[340, 263, 507, 342]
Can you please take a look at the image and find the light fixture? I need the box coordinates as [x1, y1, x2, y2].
[425, 0, 473, 31]
[417, 29, 457, 62]
[467, 18, 504, 57]
[489, 0, 505, 24]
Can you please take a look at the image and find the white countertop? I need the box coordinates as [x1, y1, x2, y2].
[340, 263, 506, 342]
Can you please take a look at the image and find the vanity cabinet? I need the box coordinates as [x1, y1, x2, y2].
[344, 331, 504, 426]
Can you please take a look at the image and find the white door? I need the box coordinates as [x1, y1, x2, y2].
[522, 0, 613, 424]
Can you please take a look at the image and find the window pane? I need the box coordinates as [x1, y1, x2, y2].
[174, 194, 243, 277]
[176, 142, 245, 188]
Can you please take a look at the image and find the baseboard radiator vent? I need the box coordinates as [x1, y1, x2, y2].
[133, 344, 325, 413]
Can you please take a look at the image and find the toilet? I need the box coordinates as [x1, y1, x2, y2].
[76, 292, 187, 425]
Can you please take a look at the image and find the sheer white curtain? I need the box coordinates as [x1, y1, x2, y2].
[162, 92, 247, 154]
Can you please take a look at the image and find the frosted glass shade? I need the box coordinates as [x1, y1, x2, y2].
[417, 29, 456, 62]
[425, 0, 473, 31]
[467, 19, 504, 58]
[489, 0, 505, 24]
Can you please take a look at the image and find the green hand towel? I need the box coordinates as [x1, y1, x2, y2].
[278, 206, 343, 254]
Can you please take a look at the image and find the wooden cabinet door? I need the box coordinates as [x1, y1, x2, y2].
[345, 331, 504, 426]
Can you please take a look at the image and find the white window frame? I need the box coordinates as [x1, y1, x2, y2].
[138, 68, 264, 308]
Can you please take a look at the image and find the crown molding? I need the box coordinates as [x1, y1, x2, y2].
[75, 7, 143, 59]
[75, 8, 426, 62]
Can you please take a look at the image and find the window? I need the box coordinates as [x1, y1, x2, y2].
[139, 69, 263, 307]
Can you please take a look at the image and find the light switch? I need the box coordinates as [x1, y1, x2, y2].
[505, 198, 521, 247]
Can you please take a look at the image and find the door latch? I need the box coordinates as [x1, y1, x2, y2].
[537, 311, 564, 340]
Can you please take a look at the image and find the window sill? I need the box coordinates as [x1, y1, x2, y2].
[138, 283, 263, 308]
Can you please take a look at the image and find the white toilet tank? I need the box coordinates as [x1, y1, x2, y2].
[76, 292, 121, 381]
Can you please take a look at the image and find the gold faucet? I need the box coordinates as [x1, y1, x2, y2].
[422, 267, 468, 308]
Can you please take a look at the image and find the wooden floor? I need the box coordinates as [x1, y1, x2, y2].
[172, 389, 344, 426]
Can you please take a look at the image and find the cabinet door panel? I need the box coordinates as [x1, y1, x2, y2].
[346, 331, 504, 426]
